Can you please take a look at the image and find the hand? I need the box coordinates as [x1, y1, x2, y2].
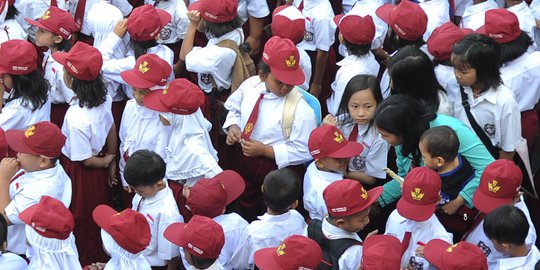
[322, 114, 338, 126]
[226, 125, 241, 145]
[0, 158, 20, 182]
[187, 10, 201, 25]
[113, 19, 128, 38]
[245, 35, 261, 56]
[107, 160, 118, 188]
[441, 196, 465, 215]
[102, 154, 115, 168]
[123, 186, 133, 193]
[415, 245, 425, 258]
[365, 229, 379, 240]
[241, 139, 268, 157]
[309, 83, 322, 98]
[88, 262, 106, 270]
[173, 61, 184, 78]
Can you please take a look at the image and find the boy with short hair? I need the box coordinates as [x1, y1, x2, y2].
[0, 121, 71, 255]
[483, 205, 540, 269]
[303, 125, 364, 220]
[423, 239, 488, 270]
[247, 168, 306, 268]
[124, 149, 183, 270]
[253, 235, 323, 270]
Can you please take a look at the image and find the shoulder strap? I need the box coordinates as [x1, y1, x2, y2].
[282, 87, 304, 140]
[215, 39, 256, 92]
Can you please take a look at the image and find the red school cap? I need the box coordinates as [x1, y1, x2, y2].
[361, 234, 402, 270]
[5, 121, 66, 158]
[186, 170, 246, 218]
[127, 4, 171, 41]
[333, 13, 375, 45]
[93, 205, 151, 254]
[19, 196, 74, 240]
[473, 159, 522, 214]
[397, 167, 441, 222]
[376, 0, 427, 41]
[308, 125, 363, 160]
[25, 6, 78, 40]
[188, 0, 238, 23]
[427, 22, 473, 61]
[121, 54, 171, 89]
[164, 215, 225, 259]
[52, 41, 103, 81]
[476, 9, 521, 44]
[262, 36, 305, 86]
[323, 179, 383, 218]
[0, 39, 38, 75]
[424, 239, 488, 270]
[254, 235, 323, 270]
[271, 5, 305, 44]
[143, 78, 205, 115]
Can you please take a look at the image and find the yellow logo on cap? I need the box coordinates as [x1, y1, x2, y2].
[488, 180, 501, 193]
[411, 188, 424, 201]
[24, 125, 36, 138]
[244, 123, 254, 134]
[360, 187, 368, 200]
[162, 85, 169, 95]
[41, 10, 51, 20]
[276, 243, 286, 256]
[333, 131, 343, 143]
[139, 61, 150, 73]
[285, 55, 296, 68]
[446, 244, 458, 253]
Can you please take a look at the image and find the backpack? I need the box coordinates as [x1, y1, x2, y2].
[307, 219, 362, 270]
[282, 87, 321, 140]
[215, 40, 257, 92]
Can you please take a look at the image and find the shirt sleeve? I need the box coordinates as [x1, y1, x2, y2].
[246, 0, 270, 19]
[185, 46, 236, 75]
[498, 95, 521, 152]
[312, 17, 336, 51]
[4, 191, 35, 225]
[0, 102, 26, 130]
[99, 33, 136, 85]
[64, 119, 94, 161]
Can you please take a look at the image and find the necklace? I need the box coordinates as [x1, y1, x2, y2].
[472, 91, 485, 99]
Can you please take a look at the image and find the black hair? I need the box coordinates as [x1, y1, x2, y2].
[6, 5, 19, 20]
[388, 45, 444, 113]
[6, 70, 49, 111]
[258, 60, 271, 75]
[342, 39, 371, 57]
[262, 168, 300, 213]
[124, 150, 166, 187]
[68, 73, 107, 108]
[56, 38, 73, 52]
[420, 126, 459, 162]
[374, 95, 436, 166]
[337, 74, 383, 125]
[204, 16, 242, 38]
[499, 31, 533, 64]
[130, 38, 158, 60]
[483, 205, 529, 246]
[452, 33, 502, 92]
[397, 37, 426, 49]
[0, 214, 6, 252]
[190, 254, 218, 269]
[433, 58, 452, 67]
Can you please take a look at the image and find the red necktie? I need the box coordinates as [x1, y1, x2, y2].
[401, 231, 412, 256]
[241, 93, 264, 141]
[74, 0, 87, 28]
[298, 0, 304, 11]
[349, 124, 359, 142]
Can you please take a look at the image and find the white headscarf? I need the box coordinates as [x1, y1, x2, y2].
[25, 226, 82, 270]
[101, 230, 151, 270]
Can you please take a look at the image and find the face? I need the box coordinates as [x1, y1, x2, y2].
[130, 180, 164, 198]
[16, 152, 43, 172]
[338, 207, 371, 233]
[377, 128, 403, 146]
[451, 54, 478, 87]
[132, 88, 150, 106]
[316, 157, 349, 174]
[419, 140, 443, 170]
[260, 72, 294, 97]
[35, 28, 61, 48]
[348, 89, 377, 125]
[1, 73, 13, 90]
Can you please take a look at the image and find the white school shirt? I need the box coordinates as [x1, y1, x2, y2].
[453, 85, 521, 152]
[101, 230, 152, 270]
[434, 64, 461, 104]
[327, 52, 379, 115]
[189, 0, 269, 24]
[454, 0, 471, 17]
[43, 50, 76, 104]
[500, 51, 540, 112]
[119, 100, 172, 187]
[418, 0, 450, 42]
[464, 199, 537, 269]
[132, 183, 183, 267]
[0, 252, 27, 270]
[494, 245, 540, 270]
[188, 260, 224, 270]
[223, 76, 318, 168]
[185, 29, 243, 93]
[6, 163, 72, 255]
[339, 122, 388, 179]
[532, 0, 540, 19]
[460, 0, 498, 30]
[69, 0, 133, 34]
[303, 162, 343, 220]
[61, 95, 114, 161]
[298, 47, 312, 91]
[507, 2, 537, 45]
[147, 0, 189, 44]
[385, 210, 453, 270]
[293, 0, 336, 52]
[213, 213, 250, 270]
[0, 95, 51, 131]
[0, 20, 28, 44]
[246, 210, 306, 267]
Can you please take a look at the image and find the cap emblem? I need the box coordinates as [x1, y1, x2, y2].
[24, 125, 36, 138]
[360, 187, 368, 200]
[276, 243, 286, 256]
[333, 131, 343, 143]
[162, 85, 169, 95]
[139, 61, 150, 73]
[446, 243, 458, 253]
[41, 10, 51, 20]
[411, 188, 424, 201]
[488, 180, 501, 193]
[285, 55, 296, 68]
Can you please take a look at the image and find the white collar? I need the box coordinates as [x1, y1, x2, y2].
[336, 52, 374, 67]
[257, 211, 294, 222]
[23, 162, 63, 181]
[315, 167, 344, 183]
[141, 181, 170, 205]
[463, 86, 498, 104]
[321, 218, 362, 241]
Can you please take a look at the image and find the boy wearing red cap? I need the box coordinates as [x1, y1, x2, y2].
[182, 170, 249, 269]
[254, 235, 323, 270]
[361, 234, 402, 270]
[303, 125, 364, 220]
[0, 121, 72, 256]
[423, 239, 488, 270]
[385, 167, 453, 270]
[223, 36, 317, 221]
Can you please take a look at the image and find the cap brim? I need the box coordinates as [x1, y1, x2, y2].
[163, 222, 188, 247]
[0, 65, 8, 74]
[5, 130, 39, 156]
[461, 28, 474, 35]
[473, 190, 513, 214]
[216, 170, 246, 205]
[350, 186, 384, 214]
[155, 9, 172, 27]
[18, 203, 39, 225]
[24, 18, 55, 34]
[51, 51, 69, 66]
[188, 1, 201, 12]
[397, 198, 437, 222]
[326, 141, 364, 159]
[143, 89, 169, 113]
[92, 204, 117, 231]
[333, 14, 344, 26]
[423, 239, 451, 269]
[121, 70, 157, 89]
[375, 4, 395, 24]
[254, 247, 283, 270]
[271, 67, 305, 86]
[475, 25, 487, 36]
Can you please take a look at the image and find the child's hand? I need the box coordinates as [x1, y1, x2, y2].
[441, 195, 465, 215]
[103, 154, 115, 167]
[226, 125, 241, 145]
[87, 262, 106, 270]
[241, 139, 269, 157]
[415, 245, 425, 258]
[365, 229, 379, 240]
[123, 186, 133, 193]
[113, 19, 128, 38]
[187, 10, 201, 25]
[0, 158, 20, 181]
[107, 160, 118, 188]
[322, 114, 338, 126]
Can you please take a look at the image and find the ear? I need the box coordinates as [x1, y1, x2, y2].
[290, 200, 299, 209]
[38, 157, 52, 168]
[335, 217, 347, 229]
[156, 179, 166, 189]
[338, 33, 344, 44]
[53, 35, 64, 45]
[501, 242, 512, 252]
[314, 159, 325, 170]
[435, 157, 445, 167]
[258, 70, 267, 82]
[260, 184, 265, 193]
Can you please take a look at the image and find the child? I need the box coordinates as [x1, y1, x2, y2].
[308, 179, 383, 269]
[164, 215, 225, 270]
[423, 239, 488, 270]
[506, 0, 538, 44]
[247, 168, 307, 268]
[0, 121, 71, 256]
[385, 167, 453, 270]
[19, 196, 81, 270]
[361, 234, 402, 270]
[53, 42, 117, 265]
[323, 75, 388, 184]
[153, 0, 189, 62]
[419, 126, 477, 241]
[483, 205, 540, 269]
[91, 205, 151, 270]
[0, 40, 50, 131]
[183, 170, 249, 269]
[452, 33, 521, 161]
[253, 235, 323, 270]
[0, 211, 27, 269]
[24, 6, 78, 128]
[0, 1, 27, 43]
[327, 13, 379, 115]
[460, 0, 498, 30]
[303, 125, 364, 220]
[124, 149, 183, 269]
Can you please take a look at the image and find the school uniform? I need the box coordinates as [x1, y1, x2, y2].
[246, 210, 307, 267]
[298, 47, 312, 91]
[0, 93, 51, 131]
[507, 2, 537, 46]
[435, 64, 461, 104]
[5, 163, 72, 255]
[25, 227, 82, 270]
[418, 0, 450, 42]
[303, 161, 343, 220]
[0, 18, 28, 44]
[385, 210, 453, 270]
[42, 49, 76, 128]
[493, 245, 540, 270]
[14, 0, 69, 41]
[148, 0, 189, 45]
[459, 0, 498, 30]
[132, 182, 183, 267]
[236, 0, 270, 24]
[100, 230, 152, 270]
[454, 0, 471, 17]
[213, 213, 250, 270]
[0, 252, 27, 270]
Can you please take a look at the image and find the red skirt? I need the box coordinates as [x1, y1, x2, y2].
[521, 109, 539, 152]
[50, 103, 70, 129]
[60, 155, 114, 266]
[167, 180, 193, 222]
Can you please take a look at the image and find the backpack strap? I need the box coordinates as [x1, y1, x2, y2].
[282, 87, 304, 140]
[215, 39, 256, 92]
